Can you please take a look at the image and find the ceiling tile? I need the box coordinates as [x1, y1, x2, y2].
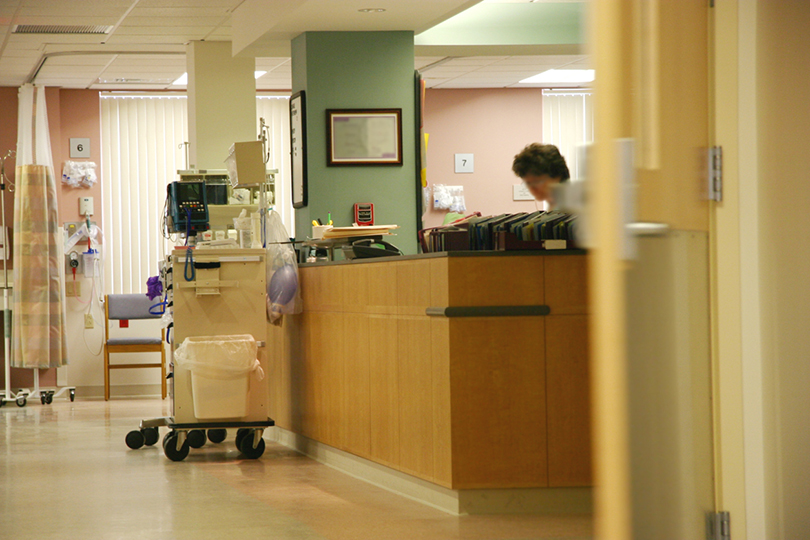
[129, 7, 230, 18]
[121, 16, 225, 27]
[45, 55, 115, 66]
[135, 0, 236, 7]
[415, 56, 447, 69]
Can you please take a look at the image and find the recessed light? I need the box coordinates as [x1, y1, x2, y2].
[358, 8, 386, 13]
[519, 69, 594, 84]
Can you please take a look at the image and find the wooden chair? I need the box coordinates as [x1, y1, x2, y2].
[104, 294, 166, 401]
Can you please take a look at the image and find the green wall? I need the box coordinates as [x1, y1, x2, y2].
[291, 31, 417, 254]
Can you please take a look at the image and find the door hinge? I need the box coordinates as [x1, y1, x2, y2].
[708, 146, 723, 201]
[710, 511, 731, 540]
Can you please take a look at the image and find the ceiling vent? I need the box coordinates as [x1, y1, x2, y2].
[12, 25, 113, 35]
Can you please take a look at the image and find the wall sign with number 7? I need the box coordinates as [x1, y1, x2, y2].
[454, 153, 474, 173]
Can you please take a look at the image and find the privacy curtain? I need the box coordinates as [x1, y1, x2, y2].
[12, 84, 68, 368]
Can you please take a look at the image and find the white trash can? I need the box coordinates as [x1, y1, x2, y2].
[174, 335, 263, 419]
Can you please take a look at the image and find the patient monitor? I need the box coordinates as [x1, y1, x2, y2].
[167, 181, 209, 235]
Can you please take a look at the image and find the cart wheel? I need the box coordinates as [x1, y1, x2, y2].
[142, 427, 159, 446]
[163, 432, 189, 462]
[45, 393, 53, 404]
[15, 396, 26, 407]
[207, 428, 227, 444]
[69, 389, 75, 402]
[40, 394, 47, 405]
[235, 428, 250, 449]
[0, 397, 4, 407]
[126, 430, 145, 450]
[238, 433, 265, 459]
[187, 429, 206, 449]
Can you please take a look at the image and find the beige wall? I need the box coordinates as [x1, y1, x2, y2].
[756, 2, 810, 537]
[422, 88, 544, 229]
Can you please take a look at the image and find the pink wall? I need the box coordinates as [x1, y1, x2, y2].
[57, 90, 102, 223]
[0, 87, 101, 389]
[422, 88, 544, 229]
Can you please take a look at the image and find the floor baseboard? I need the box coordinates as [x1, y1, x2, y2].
[269, 426, 593, 516]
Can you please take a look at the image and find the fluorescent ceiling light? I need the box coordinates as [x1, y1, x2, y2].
[173, 71, 266, 85]
[520, 69, 594, 84]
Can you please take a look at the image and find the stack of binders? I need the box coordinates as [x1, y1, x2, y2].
[421, 211, 579, 253]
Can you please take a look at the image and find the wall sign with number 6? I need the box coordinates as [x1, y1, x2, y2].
[70, 137, 90, 158]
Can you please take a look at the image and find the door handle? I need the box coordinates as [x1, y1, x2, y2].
[626, 222, 669, 236]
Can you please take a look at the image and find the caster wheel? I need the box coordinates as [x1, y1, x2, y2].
[69, 389, 75, 402]
[16, 396, 26, 407]
[126, 430, 145, 450]
[41, 394, 47, 405]
[163, 432, 189, 462]
[46, 393, 53, 405]
[207, 428, 227, 444]
[235, 428, 250, 449]
[187, 429, 206, 449]
[142, 427, 159, 446]
[238, 432, 265, 459]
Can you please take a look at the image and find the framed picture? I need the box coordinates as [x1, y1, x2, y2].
[326, 109, 403, 166]
[290, 91, 307, 208]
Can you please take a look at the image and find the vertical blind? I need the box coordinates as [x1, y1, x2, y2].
[256, 96, 294, 237]
[100, 94, 292, 294]
[100, 95, 188, 295]
[542, 89, 594, 181]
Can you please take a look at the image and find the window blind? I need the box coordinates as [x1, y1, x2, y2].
[100, 95, 188, 295]
[542, 89, 594, 181]
[100, 94, 294, 294]
[256, 96, 293, 237]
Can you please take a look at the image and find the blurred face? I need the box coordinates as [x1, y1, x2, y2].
[522, 173, 561, 204]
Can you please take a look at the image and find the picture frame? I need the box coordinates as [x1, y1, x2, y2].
[290, 91, 307, 208]
[326, 109, 403, 166]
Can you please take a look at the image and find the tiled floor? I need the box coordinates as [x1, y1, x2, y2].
[0, 398, 592, 540]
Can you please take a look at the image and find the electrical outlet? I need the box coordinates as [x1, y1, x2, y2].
[65, 281, 81, 297]
[84, 314, 94, 329]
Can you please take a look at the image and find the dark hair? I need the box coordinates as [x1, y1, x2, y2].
[512, 143, 570, 182]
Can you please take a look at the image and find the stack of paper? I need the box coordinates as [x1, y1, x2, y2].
[321, 225, 399, 239]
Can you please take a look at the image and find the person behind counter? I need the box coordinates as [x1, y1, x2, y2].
[512, 143, 570, 207]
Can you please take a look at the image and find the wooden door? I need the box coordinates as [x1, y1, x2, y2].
[588, 1, 715, 538]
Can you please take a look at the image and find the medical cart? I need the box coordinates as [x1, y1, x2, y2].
[126, 247, 274, 461]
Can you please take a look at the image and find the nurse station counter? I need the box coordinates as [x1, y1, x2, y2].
[266, 250, 591, 504]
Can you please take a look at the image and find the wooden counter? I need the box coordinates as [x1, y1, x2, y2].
[267, 251, 591, 490]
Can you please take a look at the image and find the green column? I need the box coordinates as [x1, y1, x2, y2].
[291, 32, 417, 254]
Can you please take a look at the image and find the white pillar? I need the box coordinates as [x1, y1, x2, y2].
[187, 41, 255, 169]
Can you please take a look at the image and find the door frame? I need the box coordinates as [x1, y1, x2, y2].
[711, 2, 766, 539]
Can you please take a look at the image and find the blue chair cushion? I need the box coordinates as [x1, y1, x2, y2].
[107, 294, 161, 320]
[107, 337, 162, 346]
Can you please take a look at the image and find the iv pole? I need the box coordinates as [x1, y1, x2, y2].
[1, 150, 18, 406]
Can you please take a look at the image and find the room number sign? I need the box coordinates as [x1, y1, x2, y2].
[70, 138, 90, 158]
